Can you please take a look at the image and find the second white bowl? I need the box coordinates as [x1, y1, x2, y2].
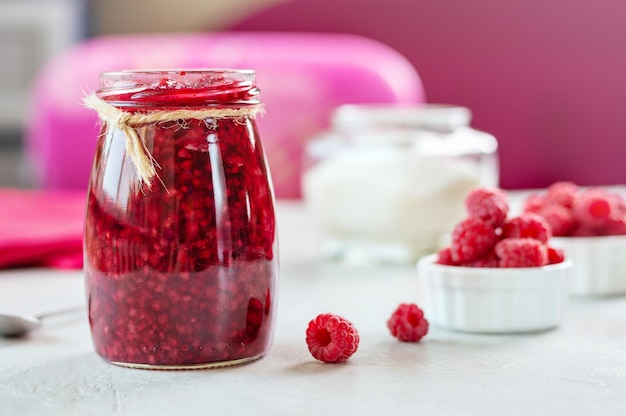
[551, 235, 626, 296]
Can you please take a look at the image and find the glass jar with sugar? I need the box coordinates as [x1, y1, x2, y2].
[302, 104, 499, 265]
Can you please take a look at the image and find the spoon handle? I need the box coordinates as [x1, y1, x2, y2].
[35, 306, 85, 321]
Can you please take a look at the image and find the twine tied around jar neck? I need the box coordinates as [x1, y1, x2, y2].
[83, 93, 264, 188]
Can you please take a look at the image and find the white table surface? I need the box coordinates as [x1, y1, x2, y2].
[1, 201, 626, 416]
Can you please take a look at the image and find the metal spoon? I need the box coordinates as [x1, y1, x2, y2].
[0, 306, 84, 338]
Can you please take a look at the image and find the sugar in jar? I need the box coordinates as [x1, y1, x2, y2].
[302, 104, 499, 265]
[84, 70, 278, 369]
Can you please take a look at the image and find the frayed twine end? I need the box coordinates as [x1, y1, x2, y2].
[83, 92, 263, 188]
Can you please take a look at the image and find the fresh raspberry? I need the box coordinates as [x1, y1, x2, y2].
[546, 181, 579, 208]
[465, 187, 509, 227]
[537, 204, 576, 237]
[450, 217, 499, 263]
[573, 188, 614, 227]
[547, 246, 565, 264]
[522, 182, 626, 237]
[608, 193, 626, 218]
[462, 249, 499, 268]
[495, 238, 548, 267]
[603, 218, 626, 235]
[387, 303, 429, 342]
[522, 193, 545, 214]
[502, 213, 552, 244]
[306, 313, 359, 363]
[570, 224, 601, 237]
[574, 218, 626, 236]
[436, 247, 457, 265]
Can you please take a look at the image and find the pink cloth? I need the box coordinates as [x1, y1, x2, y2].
[0, 188, 85, 269]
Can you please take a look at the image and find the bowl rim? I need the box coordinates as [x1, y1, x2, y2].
[417, 253, 572, 273]
[551, 234, 626, 243]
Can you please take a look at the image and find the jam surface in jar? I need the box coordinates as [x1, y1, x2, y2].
[84, 70, 277, 368]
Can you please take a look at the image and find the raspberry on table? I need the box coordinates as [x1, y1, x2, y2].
[502, 213, 552, 244]
[465, 187, 509, 227]
[495, 238, 548, 267]
[387, 303, 429, 342]
[450, 217, 499, 263]
[306, 313, 359, 363]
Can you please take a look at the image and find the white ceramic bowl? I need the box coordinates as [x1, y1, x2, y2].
[417, 254, 571, 333]
[551, 235, 626, 296]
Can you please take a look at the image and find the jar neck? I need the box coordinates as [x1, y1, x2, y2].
[332, 104, 472, 134]
[96, 69, 260, 109]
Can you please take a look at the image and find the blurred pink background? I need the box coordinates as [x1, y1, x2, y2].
[230, 0, 626, 190]
[2, 0, 625, 194]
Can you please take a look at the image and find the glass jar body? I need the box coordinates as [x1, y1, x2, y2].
[84, 70, 277, 369]
[302, 104, 499, 265]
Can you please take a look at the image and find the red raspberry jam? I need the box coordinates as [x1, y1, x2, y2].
[84, 70, 277, 369]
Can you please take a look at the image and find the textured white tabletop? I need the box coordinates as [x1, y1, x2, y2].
[1, 201, 626, 416]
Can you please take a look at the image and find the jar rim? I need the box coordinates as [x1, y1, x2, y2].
[100, 68, 255, 77]
[96, 69, 260, 108]
[332, 104, 472, 132]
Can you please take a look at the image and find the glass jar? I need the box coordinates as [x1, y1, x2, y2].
[302, 104, 499, 265]
[84, 70, 278, 369]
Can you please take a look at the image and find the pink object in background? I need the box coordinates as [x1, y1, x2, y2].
[0, 188, 85, 269]
[230, 0, 626, 190]
[26, 32, 424, 199]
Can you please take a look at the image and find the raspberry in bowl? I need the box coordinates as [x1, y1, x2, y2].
[417, 187, 571, 333]
[522, 182, 626, 296]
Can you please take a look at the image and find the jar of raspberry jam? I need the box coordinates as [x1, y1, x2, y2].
[84, 70, 277, 369]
